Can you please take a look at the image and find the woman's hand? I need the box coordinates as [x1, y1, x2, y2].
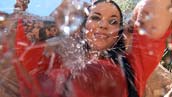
[132, 0, 172, 39]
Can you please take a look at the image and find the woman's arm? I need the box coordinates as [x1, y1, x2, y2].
[132, 0, 172, 39]
[127, 1, 172, 96]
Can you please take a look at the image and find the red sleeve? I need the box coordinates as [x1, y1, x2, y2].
[14, 19, 44, 97]
[14, 19, 62, 97]
[128, 27, 171, 96]
[15, 19, 47, 72]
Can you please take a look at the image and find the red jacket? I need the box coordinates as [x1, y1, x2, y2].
[14, 20, 171, 97]
[128, 27, 171, 97]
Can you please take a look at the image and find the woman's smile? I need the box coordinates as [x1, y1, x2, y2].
[94, 32, 109, 39]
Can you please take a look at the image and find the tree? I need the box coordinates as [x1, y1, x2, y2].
[161, 36, 172, 72]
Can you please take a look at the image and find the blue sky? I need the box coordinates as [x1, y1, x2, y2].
[0, 0, 90, 16]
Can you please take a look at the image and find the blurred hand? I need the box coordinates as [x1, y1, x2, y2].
[52, 0, 87, 36]
[132, 0, 172, 39]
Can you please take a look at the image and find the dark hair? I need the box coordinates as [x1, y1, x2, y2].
[89, 1, 139, 97]
[93, 0, 123, 28]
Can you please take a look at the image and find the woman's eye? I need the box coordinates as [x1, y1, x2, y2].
[90, 15, 101, 21]
[109, 19, 119, 25]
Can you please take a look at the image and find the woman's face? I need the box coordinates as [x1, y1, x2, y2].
[85, 2, 121, 51]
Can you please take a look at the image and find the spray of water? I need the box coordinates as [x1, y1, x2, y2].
[1, 0, 172, 97]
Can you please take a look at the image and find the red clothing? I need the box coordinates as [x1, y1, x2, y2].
[128, 27, 172, 97]
[14, 19, 171, 97]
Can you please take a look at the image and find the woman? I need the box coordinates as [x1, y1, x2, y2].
[14, 0, 172, 97]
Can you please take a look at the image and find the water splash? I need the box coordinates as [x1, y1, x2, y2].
[0, 16, 5, 21]
[138, 28, 146, 35]
[54, 0, 85, 36]
[1, 0, 172, 97]
[46, 36, 87, 74]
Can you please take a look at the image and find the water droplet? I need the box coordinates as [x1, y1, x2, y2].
[148, 50, 154, 55]
[145, 14, 152, 21]
[63, 26, 70, 36]
[4, 28, 8, 33]
[76, 43, 81, 48]
[139, 28, 146, 35]
[80, 40, 85, 44]
[85, 30, 89, 34]
[72, 0, 83, 10]
[72, 43, 75, 47]
[135, 21, 141, 27]
[87, 61, 92, 64]
[0, 16, 5, 21]
[84, 7, 89, 16]
[64, 15, 69, 25]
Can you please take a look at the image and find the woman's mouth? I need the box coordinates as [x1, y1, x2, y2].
[94, 33, 109, 39]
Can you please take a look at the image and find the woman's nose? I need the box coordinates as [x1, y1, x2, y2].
[99, 20, 108, 30]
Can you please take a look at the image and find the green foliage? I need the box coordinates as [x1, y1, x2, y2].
[161, 50, 172, 72]
[114, 0, 140, 12]
[112, 0, 140, 23]
[161, 41, 172, 72]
